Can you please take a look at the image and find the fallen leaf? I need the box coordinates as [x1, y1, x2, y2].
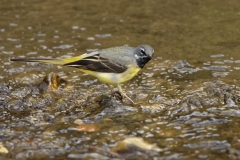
[0, 142, 8, 154]
[111, 137, 162, 153]
[76, 123, 98, 132]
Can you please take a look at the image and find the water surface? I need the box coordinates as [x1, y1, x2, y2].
[1, 0, 240, 159]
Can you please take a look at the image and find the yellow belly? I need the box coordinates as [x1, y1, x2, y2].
[79, 66, 141, 85]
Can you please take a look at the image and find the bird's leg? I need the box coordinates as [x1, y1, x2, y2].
[117, 84, 135, 104]
[106, 84, 114, 93]
[106, 84, 123, 101]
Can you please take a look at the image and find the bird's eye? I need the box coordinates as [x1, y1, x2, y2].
[140, 48, 146, 55]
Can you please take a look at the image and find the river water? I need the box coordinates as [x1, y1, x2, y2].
[1, 0, 240, 159]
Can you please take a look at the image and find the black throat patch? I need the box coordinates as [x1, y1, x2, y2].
[136, 56, 152, 68]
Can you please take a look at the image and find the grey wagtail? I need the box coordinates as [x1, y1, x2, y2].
[11, 44, 154, 104]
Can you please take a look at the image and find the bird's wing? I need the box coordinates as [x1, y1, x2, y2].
[64, 53, 127, 73]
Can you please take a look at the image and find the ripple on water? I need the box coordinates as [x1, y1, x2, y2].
[95, 33, 111, 38]
[2, 51, 14, 54]
[202, 65, 229, 71]
[184, 140, 230, 150]
[210, 54, 225, 58]
[52, 45, 73, 49]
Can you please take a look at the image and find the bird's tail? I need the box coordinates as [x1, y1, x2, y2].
[10, 55, 84, 65]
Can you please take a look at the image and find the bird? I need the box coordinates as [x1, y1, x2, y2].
[11, 44, 154, 104]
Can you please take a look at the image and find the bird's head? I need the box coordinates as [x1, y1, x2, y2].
[134, 44, 154, 68]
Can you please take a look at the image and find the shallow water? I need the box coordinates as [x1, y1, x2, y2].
[1, 0, 240, 159]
